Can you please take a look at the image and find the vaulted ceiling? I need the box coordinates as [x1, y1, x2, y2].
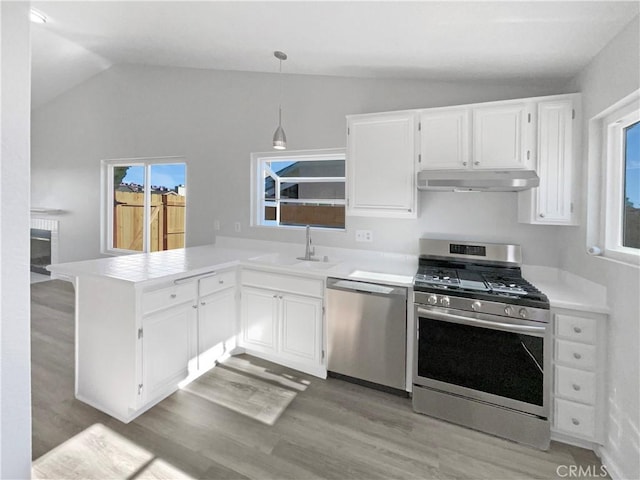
[30, 1, 640, 108]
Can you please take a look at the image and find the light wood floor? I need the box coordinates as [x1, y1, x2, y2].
[32, 280, 607, 480]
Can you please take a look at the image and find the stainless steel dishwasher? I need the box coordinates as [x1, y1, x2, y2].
[326, 278, 407, 391]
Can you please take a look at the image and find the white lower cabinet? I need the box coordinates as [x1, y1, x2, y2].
[551, 309, 607, 446]
[198, 287, 237, 372]
[142, 303, 195, 404]
[240, 269, 326, 378]
[241, 286, 278, 355]
[73, 264, 326, 423]
[279, 293, 323, 366]
[73, 268, 242, 423]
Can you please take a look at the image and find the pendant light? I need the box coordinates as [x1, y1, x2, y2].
[272, 51, 287, 150]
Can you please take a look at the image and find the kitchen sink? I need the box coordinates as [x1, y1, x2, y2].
[247, 253, 337, 270]
[247, 253, 300, 266]
[293, 260, 337, 270]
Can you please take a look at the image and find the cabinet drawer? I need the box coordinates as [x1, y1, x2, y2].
[555, 398, 595, 439]
[142, 282, 197, 315]
[241, 269, 323, 298]
[555, 314, 597, 344]
[555, 365, 596, 404]
[199, 270, 236, 296]
[555, 339, 596, 370]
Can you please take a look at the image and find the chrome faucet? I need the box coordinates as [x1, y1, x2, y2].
[297, 225, 318, 261]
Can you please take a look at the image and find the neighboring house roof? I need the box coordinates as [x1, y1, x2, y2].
[265, 160, 344, 199]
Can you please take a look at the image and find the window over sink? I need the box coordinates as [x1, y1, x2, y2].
[251, 149, 346, 230]
[101, 157, 187, 254]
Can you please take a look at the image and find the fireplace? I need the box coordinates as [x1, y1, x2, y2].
[30, 228, 52, 275]
[30, 217, 59, 277]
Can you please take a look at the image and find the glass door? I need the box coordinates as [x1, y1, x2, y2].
[415, 314, 547, 415]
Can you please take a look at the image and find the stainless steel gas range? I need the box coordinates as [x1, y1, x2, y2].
[412, 239, 551, 450]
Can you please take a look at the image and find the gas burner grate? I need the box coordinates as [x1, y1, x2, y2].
[415, 267, 460, 286]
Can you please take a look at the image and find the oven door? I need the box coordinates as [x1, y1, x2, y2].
[413, 305, 550, 418]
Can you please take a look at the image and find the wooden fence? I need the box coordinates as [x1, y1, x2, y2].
[265, 205, 345, 228]
[114, 191, 185, 251]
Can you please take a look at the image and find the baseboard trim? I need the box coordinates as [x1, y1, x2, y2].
[551, 431, 599, 450]
[241, 348, 327, 379]
[597, 446, 625, 480]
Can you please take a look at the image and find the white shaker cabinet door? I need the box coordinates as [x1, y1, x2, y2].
[347, 112, 417, 218]
[472, 102, 533, 170]
[534, 99, 575, 223]
[518, 95, 578, 225]
[419, 107, 470, 170]
[240, 287, 278, 355]
[198, 288, 237, 371]
[142, 304, 194, 404]
[279, 293, 323, 366]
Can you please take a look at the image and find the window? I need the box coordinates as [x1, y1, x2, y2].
[251, 149, 346, 229]
[622, 121, 640, 249]
[102, 157, 187, 254]
[598, 92, 640, 264]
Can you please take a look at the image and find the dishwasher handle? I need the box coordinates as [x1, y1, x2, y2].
[327, 278, 407, 299]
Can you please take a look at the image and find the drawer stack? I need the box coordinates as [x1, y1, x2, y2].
[553, 313, 601, 442]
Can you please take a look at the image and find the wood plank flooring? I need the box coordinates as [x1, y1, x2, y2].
[32, 280, 607, 480]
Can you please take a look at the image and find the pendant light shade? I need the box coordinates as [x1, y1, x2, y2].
[273, 51, 287, 150]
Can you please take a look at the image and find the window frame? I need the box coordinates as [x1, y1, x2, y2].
[101, 156, 188, 255]
[588, 90, 640, 266]
[250, 148, 347, 231]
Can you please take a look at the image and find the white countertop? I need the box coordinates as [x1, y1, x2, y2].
[48, 245, 262, 284]
[48, 241, 417, 287]
[522, 265, 609, 314]
[49, 240, 608, 313]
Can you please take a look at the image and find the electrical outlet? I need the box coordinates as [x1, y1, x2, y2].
[355, 230, 373, 242]
[234, 222, 241, 233]
[214, 220, 220, 231]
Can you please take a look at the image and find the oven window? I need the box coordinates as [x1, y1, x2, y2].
[417, 318, 544, 406]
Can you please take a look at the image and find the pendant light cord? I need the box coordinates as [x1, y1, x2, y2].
[278, 57, 283, 127]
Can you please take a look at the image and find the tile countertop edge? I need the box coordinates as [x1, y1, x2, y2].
[522, 265, 610, 315]
[47, 243, 418, 288]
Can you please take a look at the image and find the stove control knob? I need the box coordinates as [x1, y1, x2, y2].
[504, 306, 513, 316]
[519, 308, 528, 319]
[441, 296, 450, 307]
[471, 301, 482, 312]
[427, 295, 438, 305]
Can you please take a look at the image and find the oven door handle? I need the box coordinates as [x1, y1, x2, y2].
[416, 307, 547, 335]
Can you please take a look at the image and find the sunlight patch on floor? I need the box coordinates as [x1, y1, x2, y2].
[182, 363, 298, 425]
[32, 423, 194, 480]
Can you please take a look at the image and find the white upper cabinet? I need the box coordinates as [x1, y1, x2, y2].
[346, 111, 418, 218]
[472, 102, 534, 170]
[419, 101, 534, 171]
[346, 93, 578, 226]
[419, 108, 470, 170]
[519, 95, 579, 225]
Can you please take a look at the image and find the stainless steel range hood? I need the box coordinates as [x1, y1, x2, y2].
[417, 169, 539, 192]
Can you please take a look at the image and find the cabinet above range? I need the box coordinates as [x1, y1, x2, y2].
[419, 100, 535, 171]
[345, 93, 580, 226]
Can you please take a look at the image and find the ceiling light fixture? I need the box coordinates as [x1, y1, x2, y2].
[30, 8, 48, 24]
[272, 51, 287, 150]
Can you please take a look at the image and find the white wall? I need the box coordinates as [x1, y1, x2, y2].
[562, 16, 640, 480]
[0, 2, 33, 478]
[31, 64, 567, 266]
